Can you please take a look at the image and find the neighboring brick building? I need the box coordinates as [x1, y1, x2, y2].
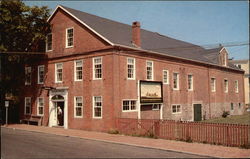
[20, 5, 245, 131]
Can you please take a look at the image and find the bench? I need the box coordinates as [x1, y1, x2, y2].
[21, 115, 43, 126]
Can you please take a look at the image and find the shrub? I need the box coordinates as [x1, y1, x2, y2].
[107, 129, 119, 134]
[222, 111, 230, 118]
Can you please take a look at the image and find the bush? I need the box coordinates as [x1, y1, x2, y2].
[107, 129, 119, 134]
[222, 111, 230, 118]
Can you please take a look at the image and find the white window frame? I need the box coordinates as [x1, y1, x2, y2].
[93, 96, 102, 119]
[188, 74, 193, 91]
[127, 57, 135, 80]
[25, 66, 31, 85]
[74, 60, 83, 81]
[37, 97, 44, 116]
[24, 97, 31, 115]
[66, 27, 74, 48]
[55, 63, 63, 83]
[152, 104, 160, 110]
[93, 57, 102, 80]
[235, 80, 239, 93]
[146, 61, 153, 80]
[74, 96, 83, 118]
[122, 99, 137, 112]
[37, 65, 45, 84]
[173, 72, 179, 90]
[211, 77, 216, 92]
[172, 104, 181, 114]
[224, 79, 228, 93]
[46, 33, 52, 52]
[163, 70, 169, 84]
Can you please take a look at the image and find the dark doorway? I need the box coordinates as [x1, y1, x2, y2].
[56, 102, 64, 126]
[193, 104, 202, 121]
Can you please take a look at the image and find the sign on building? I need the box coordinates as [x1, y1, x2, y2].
[140, 81, 163, 103]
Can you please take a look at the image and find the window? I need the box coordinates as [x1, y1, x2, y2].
[38, 65, 45, 84]
[163, 70, 169, 84]
[211, 78, 216, 92]
[172, 104, 181, 114]
[66, 28, 73, 47]
[122, 100, 137, 111]
[235, 80, 239, 93]
[231, 103, 234, 110]
[238, 103, 241, 109]
[146, 61, 153, 80]
[127, 58, 135, 79]
[37, 97, 44, 116]
[93, 57, 102, 79]
[235, 64, 241, 69]
[25, 97, 31, 115]
[173, 72, 179, 90]
[93, 96, 102, 118]
[25, 66, 31, 85]
[74, 96, 83, 117]
[152, 104, 160, 110]
[46, 33, 52, 51]
[55, 63, 63, 83]
[75, 60, 83, 81]
[224, 79, 228, 93]
[188, 74, 193, 90]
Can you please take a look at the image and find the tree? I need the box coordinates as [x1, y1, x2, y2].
[0, 0, 50, 124]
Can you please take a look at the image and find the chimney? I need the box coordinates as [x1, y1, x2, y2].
[132, 21, 141, 47]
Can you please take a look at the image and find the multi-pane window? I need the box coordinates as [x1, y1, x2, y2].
[74, 96, 83, 117]
[235, 80, 239, 93]
[152, 104, 160, 110]
[172, 104, 181, 114]
[55, 63, 63, 83]
[146, 61, 153, 80]
[231, 103, 234, 110]
[93, 96, 102, 118]
[93, 57, 102, 79]
[188, 74, 193, 90]
[25, 66, 31, 85]
[211, 78, 216, 92]
[224, 79, 228, 93]
[37, 97, 44, 116]
[66, 28, 74, 47]
[46, 33, 52, 51]
[75, 60, 83, 81]
[127, 58, 135, 79]
[122, 100, 137, 111]
[25, 97, 31, 115]
[38, 65, 45, 84]
[173, 72, 179, 90]
[163, 70, 169, 84]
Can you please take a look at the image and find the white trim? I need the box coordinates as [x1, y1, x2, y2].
[122, 99, 137, 112]
[65, 27, 74, 48]
[127, 57, 136, 80]
[146, 60, 153, 80]
[160, 103, 163, 120]
[74, 96, 83, 118]
[137, 80, 141, 119]
[235, 80, 239, 93]
[187, 74, 193, 91]
[163, 70, 169, 84]
[47, 5, 114, 46]
[37, 97, 44, 116]
[93, 57, 102, 80]
[37, 65, 45, 84]
[24, 97, 31, 115]
[171, 104, 181, 114]
[173, 72, 179, 90]
[74, 60, 83, 81]
[93, 96, 102, 119]
[46, 33, 52, 52]
[55, 63, 63, 83]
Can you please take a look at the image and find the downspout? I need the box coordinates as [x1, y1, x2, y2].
[207, 66, 211, 119]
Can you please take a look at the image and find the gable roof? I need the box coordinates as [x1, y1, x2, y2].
[48, 5, 240, 70]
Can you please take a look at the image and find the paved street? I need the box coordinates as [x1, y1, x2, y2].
[1, 127, 208, 158]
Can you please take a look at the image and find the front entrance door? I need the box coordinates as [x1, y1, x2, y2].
[56, 102, 64, 126]
[193, 104, 202, 121]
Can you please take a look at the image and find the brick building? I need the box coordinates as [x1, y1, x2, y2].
[20, 5, 245, 131]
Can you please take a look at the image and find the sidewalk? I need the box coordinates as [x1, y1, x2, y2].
[2, 124, 250, 158]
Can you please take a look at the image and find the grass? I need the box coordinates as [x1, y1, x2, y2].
[201, 112, 250, 125]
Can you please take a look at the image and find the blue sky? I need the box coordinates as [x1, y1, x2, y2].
[25, 1, 249, 60]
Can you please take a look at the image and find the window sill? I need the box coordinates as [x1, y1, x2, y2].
[122, 110, 137, 112]
[74, 116, 83, 118]
[93, 117, 102, 119]
[65, 46, 74, 49]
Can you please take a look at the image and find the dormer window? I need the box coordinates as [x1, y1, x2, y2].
[46, 33, 52, 51]
[66, 28, 74, 48]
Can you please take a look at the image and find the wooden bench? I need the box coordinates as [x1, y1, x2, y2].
[21, 115, 43, 126]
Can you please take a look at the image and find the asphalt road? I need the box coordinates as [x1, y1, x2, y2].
[1, 127, 209, 158]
